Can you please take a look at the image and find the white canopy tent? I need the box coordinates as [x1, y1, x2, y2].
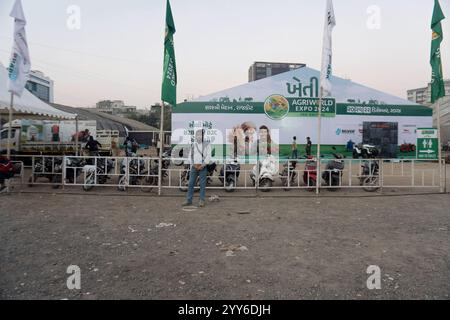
[1, 61, 79, 156]
[0, 62, 75, 119]
[195, 66, 420, 106]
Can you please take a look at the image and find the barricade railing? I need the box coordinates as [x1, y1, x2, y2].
[29, 155, 64, 187]
[165, 157, 256, 190]
[10, 155, 447, 194]
[380, 159, 441, 189]
[63, 155, 160, 192]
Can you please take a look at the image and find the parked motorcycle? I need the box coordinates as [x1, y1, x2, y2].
[206, 162, 217, 185]
[28, 157, 62, 187]
[219, 160, 241, 192]
[322, 149, 345, 191]
[359, 147, 380, 192]
[359, 159, 380, 192]
[51, 157, 86, 188]
[179, 163, 191, 192]
[83, 158, 115, 191]
[118, 153, 171, 192]
[65, 157, 86, 184]
[303, 156, 318, 190]
[250, 155, 278, 192]
[148, 154, 171, 190]
[118, 157, 147, 191]
[0, 157, 17, 191]
[280, 160, 297, 191]
[353, 144, 378, 159]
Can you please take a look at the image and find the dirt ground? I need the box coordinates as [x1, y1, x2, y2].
[0, 191, 449, 300]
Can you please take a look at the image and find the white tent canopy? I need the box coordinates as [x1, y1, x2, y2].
[0, 62, 76, 119]
[196, 66, 420, 106]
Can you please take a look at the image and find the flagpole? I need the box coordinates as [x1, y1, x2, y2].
[6, 93, 14, 159]
[436, 97, 444, 193]
[316, 0, 335, 195]
[75, 115, 79, 156]
[316, 87, 323, 195]
[428, 0, 445, 193]
[158, 102, 165, 196]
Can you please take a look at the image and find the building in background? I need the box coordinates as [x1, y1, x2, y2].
[96, 100, 124, 112]
[248, 61, 306, 82]
[407, 79, 450, 144]
[96, 100, 137, 116]
[25, 70, 54, 103]
[407, 80, 450, 106]
[433, 96, 450, 144]
[407, 80, 450, 142]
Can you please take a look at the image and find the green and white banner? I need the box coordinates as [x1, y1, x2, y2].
[161, 0, 177, 106]
[172, 68, 434, 158]
[175, 96, 336, 117]
[430, 0, 446, 103]
[172, 96, 433, 158]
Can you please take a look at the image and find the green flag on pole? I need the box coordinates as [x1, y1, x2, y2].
[161, 0, 177, 106]
[430, 0, 445, 104]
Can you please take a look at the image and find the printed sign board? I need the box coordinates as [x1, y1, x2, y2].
[417, 128, 438, 160]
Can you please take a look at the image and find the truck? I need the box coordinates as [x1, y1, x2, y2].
[0, 119, 118, 156]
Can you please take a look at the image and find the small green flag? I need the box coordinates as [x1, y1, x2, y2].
[161, 0, 177, 106]
[430, 0, 446, 104]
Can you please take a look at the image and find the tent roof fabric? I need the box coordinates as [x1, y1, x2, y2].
[196, 66, 422, 106]
[0, 62, 76, 119]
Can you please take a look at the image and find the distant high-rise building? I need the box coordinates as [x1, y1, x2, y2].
[25, 70, 54, 103]
[248, 61, 306, 82]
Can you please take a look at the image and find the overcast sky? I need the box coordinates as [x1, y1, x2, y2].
[0, 0, 449, 108]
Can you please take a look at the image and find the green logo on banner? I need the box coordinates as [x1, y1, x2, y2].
[264, 95, 290, 120]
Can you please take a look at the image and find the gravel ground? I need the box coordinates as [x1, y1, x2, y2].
[0, 192, 449, 300]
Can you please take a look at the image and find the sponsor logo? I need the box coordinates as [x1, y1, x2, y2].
[264, 95, 290, 120]
[336, 128, 356, 136]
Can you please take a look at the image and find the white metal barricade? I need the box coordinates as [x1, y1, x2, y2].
[63, 156, 160, 192]
[28, 155, 64, 187]
[9, 154, 446, 194]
